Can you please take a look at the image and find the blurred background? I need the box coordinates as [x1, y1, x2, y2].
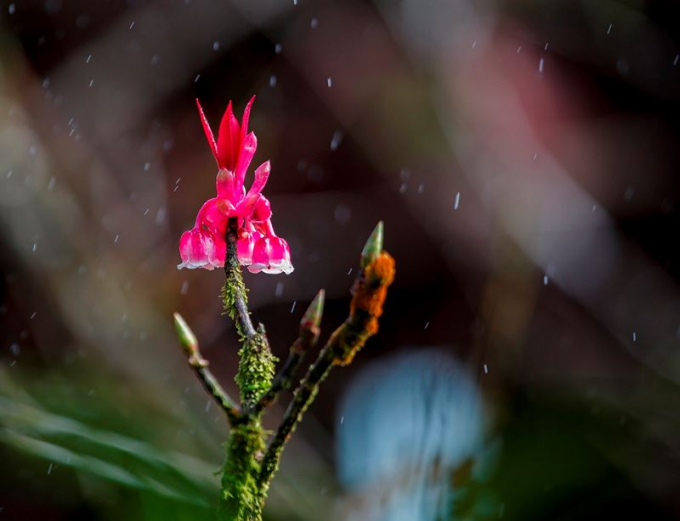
[1, 0, 680, 519]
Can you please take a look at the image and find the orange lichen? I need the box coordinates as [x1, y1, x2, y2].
[350, 252, 395, 318]
[333, 252, 395, 366]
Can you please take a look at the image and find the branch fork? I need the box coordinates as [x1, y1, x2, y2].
[173, 221, 395, 520]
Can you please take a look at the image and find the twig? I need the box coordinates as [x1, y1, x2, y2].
[257, 244, 395, 492]
[249, 290, 325, 416]
[173, 313, 240, 425]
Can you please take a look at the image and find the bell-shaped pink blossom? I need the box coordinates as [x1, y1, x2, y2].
[178, 97, 293, 274]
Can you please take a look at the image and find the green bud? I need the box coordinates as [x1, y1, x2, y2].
[301, 289, 325, 331]
[173, 312, 198, 356]
[360, 221, 384, 268]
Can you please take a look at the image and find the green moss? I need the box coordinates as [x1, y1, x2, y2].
[219, 421, 266, 521]
[236, 329, 276, 407]
[221, 269, 247, 338]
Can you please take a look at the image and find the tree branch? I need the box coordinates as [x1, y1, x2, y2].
[173, 313, 240, 425]
[249, 290, 324, 416]
[257, 247, 395, 492]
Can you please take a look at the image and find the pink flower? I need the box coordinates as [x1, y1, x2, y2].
[178, 97, 293, 275]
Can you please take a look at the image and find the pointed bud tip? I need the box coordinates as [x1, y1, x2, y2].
[302, 289, 325, 329]
[360, 221, 384, 267]
[173, 312, 198, 353]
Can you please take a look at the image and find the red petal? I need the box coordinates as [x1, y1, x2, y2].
[217, 101, 241, 171]
[241, 95, 255, 141]
[195, 99, 220, 167]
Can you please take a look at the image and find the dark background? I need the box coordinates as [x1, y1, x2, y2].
[1, 0, 679, 519]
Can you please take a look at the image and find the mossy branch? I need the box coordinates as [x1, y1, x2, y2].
[256, 243, 395, 495]
[174, 221, 394, 521]
[249, 289, 325, 416]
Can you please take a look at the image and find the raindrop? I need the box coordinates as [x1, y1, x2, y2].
[538, 58, 544, 73]
[8, 4, 15, 15]
[334, 204, 351, 225]
[632, 331, 637, 342]
[453, 192, 460, 210]
[86, 54, 92, 63]
[47, 463, 53, 475]
[330, 130, 343, 150]
[32, 243, 37, 252]
[269, 75, 277, 88]
[399, 183, 407, 194]
[151, 54, 160, 65]
[544, 275, 549, 285]
[89, 79, 94, 87]
[275, 43, 283, 54]
[471, 41, 476, 49]
[180, 281, 189, 294]
[544, 42, 549, 51]
[347, 268, 353, 276]
[114, 234, 119, 243]
[42, 77, 50, 89]
[516, 46, 522, 54]
[310, 17, 318, 28]
[607, 23, 612, 35]
[532, 153, 538, 161]
[484, 364, 488, 374]
[10, 343, 20, 356]
[327, 77, 332, 87]
[674, 55, 679, 67]
[275, 282, 284, 297]
[340, 416, 344, 424]
[47, 177, 56, 190]
[155, 207, 166, 225]
[30, 312, 37, 319]
[143, 208, 150, 216]
[418, 183, 424, 194]
[290, 301, 297, 313]
[144, 162, 151, 171]
[194, 74, 201, 82]
[424, 321, 430, 329]
[129, 21, 135, 29]
[213, 41, 220, 51]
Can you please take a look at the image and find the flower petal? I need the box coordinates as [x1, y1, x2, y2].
[196, 99, 220, 167]
[240, 95, 255, 141]
[217, 101, 241, 171]
[245, 161, 270, 199]
[266, 237, 294, 274]
[195, 197, 228, 236]
[245, 235, 293, 275]
[178, 228, 225, 270]
[233, 131, 257, 196]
